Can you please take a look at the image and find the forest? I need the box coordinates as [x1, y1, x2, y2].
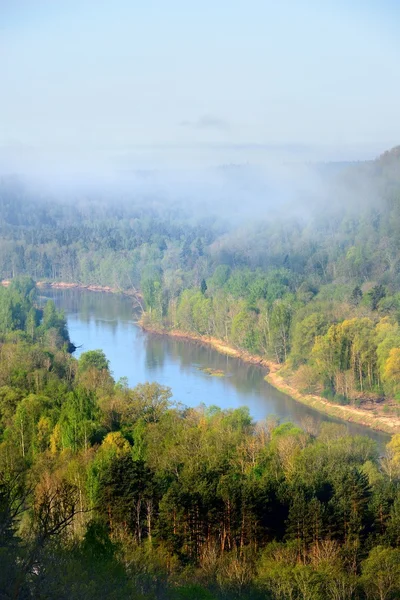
[2, 150, 400, 598]
[4, 0, 400, 596]
[1, 278, 400, 599]
[3, 149, 400, 412]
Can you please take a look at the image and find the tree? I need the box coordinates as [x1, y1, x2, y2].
[368, 284, 386, 311]
[350, 285, 363, 306]
[361, 546, 400, 600]
[291, 312, 328, 367]
[383, 348, 400, 395]
[0, 469, 28, 598]
[121, 382, 172, 426]
[270, 298, 294, 362]
[9, 275, 36, 300]
[58, 388, 100, 451]
[41, 300, 58, 329]
[209, 265, 231, 290]
[25, 307, 39, 340]
[231, 308, 259, 353]
[78, 350, 110, 374]
[330, 467, 371, 550]
[98, 454, 156, 542]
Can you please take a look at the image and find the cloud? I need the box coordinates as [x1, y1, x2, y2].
[180, 114, 230, 132]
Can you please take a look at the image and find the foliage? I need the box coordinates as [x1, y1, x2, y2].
[0, 304, 399, 597]
[3, 150, 400, 596]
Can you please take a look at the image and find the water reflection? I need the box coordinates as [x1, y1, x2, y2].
[42, 288, 390, 448]
[144, 335, 167, 371]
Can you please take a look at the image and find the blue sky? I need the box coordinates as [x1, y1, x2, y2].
[1, 0, 399, 170]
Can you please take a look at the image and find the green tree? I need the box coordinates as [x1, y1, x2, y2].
[78, 350, 110, 374]
[361, 546, 400, 600]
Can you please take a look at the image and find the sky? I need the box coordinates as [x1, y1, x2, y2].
[1, 0, 400, 172]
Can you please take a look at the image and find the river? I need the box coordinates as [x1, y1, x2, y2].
[41, 288, 389, 447]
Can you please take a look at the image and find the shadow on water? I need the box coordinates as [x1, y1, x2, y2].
[42, 288, 390, 449]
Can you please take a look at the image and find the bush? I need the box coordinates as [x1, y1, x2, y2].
[293, 364, 319, 394]
[334, 393, 350, 405]
[321, 388, 335, 401]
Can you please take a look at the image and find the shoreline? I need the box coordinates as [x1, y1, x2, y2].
[1, 279, 140, 298]
[139, 321, 400, 436]
[2, 279, 398, 436]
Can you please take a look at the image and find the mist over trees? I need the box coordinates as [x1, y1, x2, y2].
[4, 152, 400, 407]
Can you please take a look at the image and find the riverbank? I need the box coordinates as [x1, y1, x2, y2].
[139, 320, 400, 436]
[1, 279, 142, 298]
[3, 278, 398, 436]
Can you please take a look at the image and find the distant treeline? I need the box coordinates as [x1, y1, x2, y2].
[1, 280, 400, 599]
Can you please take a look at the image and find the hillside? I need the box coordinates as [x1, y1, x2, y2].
[1, 278, 400, 598]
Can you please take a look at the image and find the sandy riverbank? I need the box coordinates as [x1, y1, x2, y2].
[2, 278, 398, 436]
[1, 279, 141, 297]
[139, 321, 400, 436]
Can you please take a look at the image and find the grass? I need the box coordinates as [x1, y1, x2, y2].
[199, 367, 225, 377]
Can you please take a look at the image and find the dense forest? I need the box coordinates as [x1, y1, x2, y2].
[1, 278, 400, 599]
[3, 149, 400, 411]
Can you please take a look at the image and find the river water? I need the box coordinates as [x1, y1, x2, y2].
[42, 288, 389, 447]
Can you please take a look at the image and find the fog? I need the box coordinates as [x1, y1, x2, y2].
[0, 148, 388, 237]
[1, 1, 399, 227]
